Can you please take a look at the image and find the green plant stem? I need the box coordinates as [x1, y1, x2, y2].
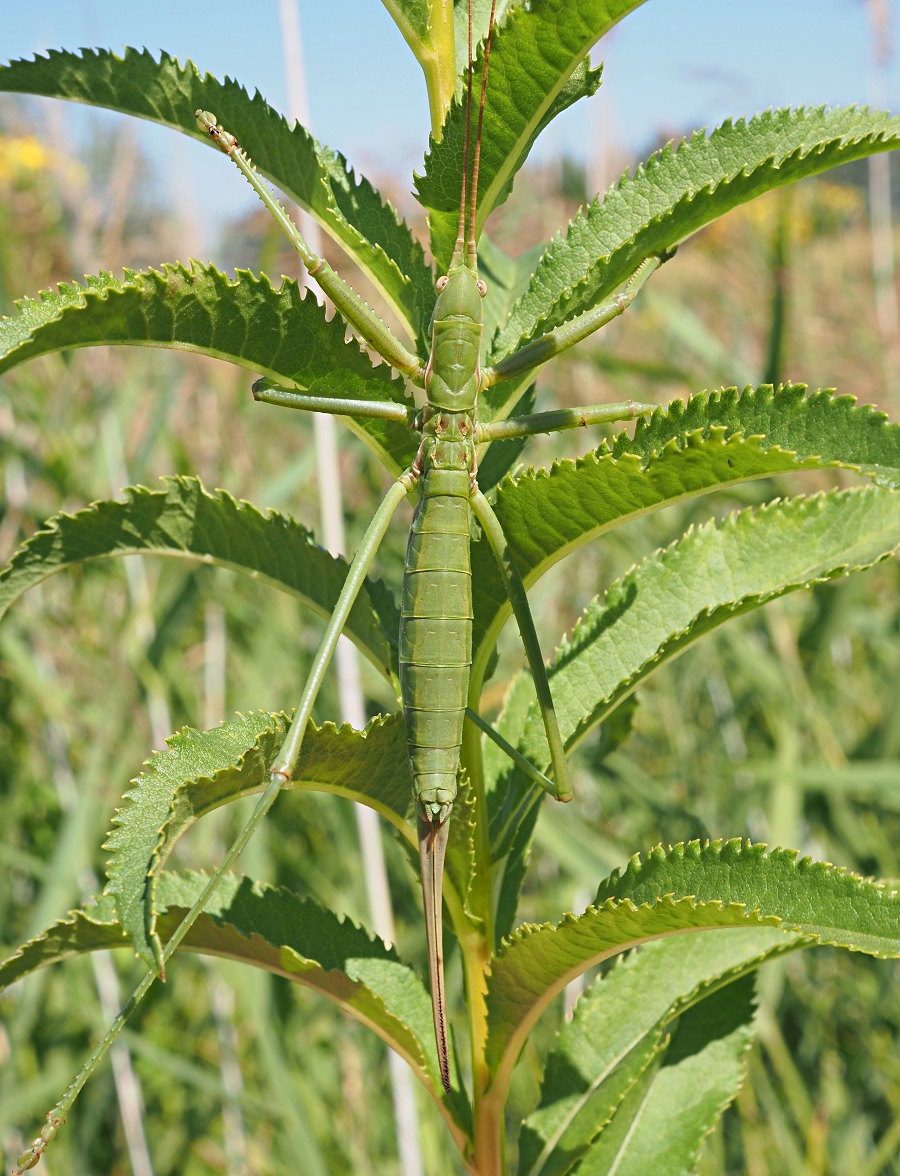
[459, 704, 503, 1176]
[379, 0, 456, 136]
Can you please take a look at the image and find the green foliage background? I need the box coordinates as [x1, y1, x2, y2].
[2, 47, 900, 1176]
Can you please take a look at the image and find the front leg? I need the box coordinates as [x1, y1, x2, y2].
[196, 111, 426, 386]
[481, 252, 673, 388]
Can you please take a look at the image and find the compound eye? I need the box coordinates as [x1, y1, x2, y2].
[436, 275, 448, 292]
[476, 279, 487, 297]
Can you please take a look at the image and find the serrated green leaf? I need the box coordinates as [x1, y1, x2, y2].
[0, 48, 434, 343]
[663, 972, 757, 1067]
[620, 384, 900, 487]
[486, 839, 900, 1094]
[487, 896, 772, 1093]
[0, 475, 400, 683]
[514, 485, 900, 772]
[452, 1, 529, 79]
[471, 386, 900, 680]
[494, 106, 900, 358]
[595, 840, 900, 956]
[493, 481, 895, 868]
[600, 1013, 751, 1176]
[576, 975, 756, 1176]
[478, 235, 546, 359]
[521, 1019, 663, 1176]
[0, 870, 471, 1130]
[0, 892, 127, 979]
[104, 711, 412, 974]
[416, 0, 645, 267]
[427, 61, 603, 267]
[0, 266, 417, 472]
[519, 928, 790, 1176]
[568, 1046, 663, 1176]
[445, 778, 481, 925]
[382, 1, 527, 142]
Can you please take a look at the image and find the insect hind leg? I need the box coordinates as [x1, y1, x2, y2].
[469, 488, 573, 803]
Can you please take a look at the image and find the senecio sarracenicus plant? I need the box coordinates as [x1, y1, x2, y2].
[3, 2, 900, 1173]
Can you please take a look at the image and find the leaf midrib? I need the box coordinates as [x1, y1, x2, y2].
[525, 1030, 656, 1176]
[485, 918, 796, 1117]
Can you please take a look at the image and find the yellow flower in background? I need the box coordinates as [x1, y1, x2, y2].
[0, 133, 87, 189]
[0, 134, 51, 179]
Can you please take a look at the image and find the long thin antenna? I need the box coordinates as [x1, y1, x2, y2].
[455, 0, 475, 255]
[468, 0, 498, 256]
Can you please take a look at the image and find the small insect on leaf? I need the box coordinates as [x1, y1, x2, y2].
[195, 109, 237, 154]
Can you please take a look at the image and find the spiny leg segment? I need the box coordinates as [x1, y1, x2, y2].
[469, 488, 572, 802]
[195, 110, 425, 386]
[481, 252, 673, 388]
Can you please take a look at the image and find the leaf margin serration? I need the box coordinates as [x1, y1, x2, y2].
[0, 263, 418, 471]
[0, 474, 401, 682]
[102, 710, 414, 974]
[0, 45, 435, 345]
[492, 105, 900, 359]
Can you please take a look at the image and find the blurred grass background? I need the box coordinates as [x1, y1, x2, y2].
[3, 46, 900, 1176]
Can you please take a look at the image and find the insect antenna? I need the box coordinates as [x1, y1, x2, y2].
[454, 0, 476, 258]
[467, 0, 498, 260]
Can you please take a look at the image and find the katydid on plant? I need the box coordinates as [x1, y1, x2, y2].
[194, 0, 665, 1090]
[11, 7, 666, 1165]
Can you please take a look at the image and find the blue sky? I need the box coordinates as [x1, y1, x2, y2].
[1, 1, 895, 243]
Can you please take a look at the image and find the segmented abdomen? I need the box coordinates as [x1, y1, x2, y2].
[399, 468, 473, 813]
